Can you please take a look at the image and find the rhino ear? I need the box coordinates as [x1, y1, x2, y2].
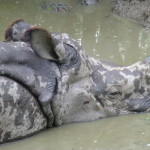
[5, 19, 24, 41]
[5, 19, 32, 42]
[24, 27, 61, 61]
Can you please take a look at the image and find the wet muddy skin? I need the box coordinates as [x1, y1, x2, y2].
[0, 0, 150, 149]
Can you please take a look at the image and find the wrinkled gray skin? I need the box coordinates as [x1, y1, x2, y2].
[0, 75, 47, 143]
[1, 20, 150, 143]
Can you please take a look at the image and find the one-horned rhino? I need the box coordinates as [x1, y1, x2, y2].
[1, 19, 150, 143]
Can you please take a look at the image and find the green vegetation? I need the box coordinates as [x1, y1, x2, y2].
[140, 114, 150, 121]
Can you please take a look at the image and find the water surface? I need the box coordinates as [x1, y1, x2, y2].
[0, 0, 150, 149]
[1, 114, 150, 150]
[1, 0, 150, 65]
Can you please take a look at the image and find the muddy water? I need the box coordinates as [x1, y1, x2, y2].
[1, 0, 150, 149]
[1, 114, 150, 150]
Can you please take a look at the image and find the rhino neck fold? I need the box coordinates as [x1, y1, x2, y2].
[0, 42, 62, 127]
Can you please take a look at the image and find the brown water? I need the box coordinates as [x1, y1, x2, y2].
[0, 0, 150, 149]
[1, 114, 150, 150]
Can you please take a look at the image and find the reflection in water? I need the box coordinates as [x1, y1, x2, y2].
[1, 0, 150, 150]
[138, 28, 150, 57]
[1, 114, 150, 150]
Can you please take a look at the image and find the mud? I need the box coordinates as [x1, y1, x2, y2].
[39, 2, 71, 13]
[113, 0, 150, 27]
[81, 0, 100, 5]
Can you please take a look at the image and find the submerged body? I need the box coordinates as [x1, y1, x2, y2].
[1, 20, 150, 143]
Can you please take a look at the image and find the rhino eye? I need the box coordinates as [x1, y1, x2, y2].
[110, 91, 121, 96]
[106, 85, 122, 97]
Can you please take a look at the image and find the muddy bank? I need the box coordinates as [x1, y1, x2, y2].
[81, 0, 100, 5]
[113, 0, 150, 27]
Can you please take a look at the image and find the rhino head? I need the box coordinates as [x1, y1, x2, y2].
[1, 19, 150, 143]
[24, 25, 150, 125]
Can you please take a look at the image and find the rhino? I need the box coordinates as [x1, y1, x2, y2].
[1, 19, 150, 143]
